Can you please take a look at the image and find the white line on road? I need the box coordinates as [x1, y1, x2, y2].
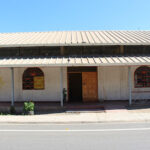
[0, 122, 150, 126]
[0, 122, 148, 125]
[0, 128, 150, 132]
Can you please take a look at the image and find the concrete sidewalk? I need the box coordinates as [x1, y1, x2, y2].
[0, 101, 150, 123]
[0, 108, 150, 124]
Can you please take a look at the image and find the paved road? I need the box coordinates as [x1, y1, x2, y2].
[0, 122, 150, 150]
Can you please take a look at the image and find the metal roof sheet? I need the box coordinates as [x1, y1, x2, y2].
[0, 31, 150, 47]
[0, 55, 150, 67]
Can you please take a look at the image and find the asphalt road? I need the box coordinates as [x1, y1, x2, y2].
[0, 122, 150, 150]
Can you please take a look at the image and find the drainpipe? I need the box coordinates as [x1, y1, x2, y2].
[60, 67, 63, 107]
[11, 67, 15, 107]
[128, 66, 132, 106]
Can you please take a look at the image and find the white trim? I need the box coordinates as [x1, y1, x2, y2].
[1, 63, 150, 68]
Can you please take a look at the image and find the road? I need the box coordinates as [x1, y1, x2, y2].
[0, 122, 150, 150]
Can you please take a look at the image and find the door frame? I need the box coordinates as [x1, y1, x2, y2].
[67, 67, 98, 102]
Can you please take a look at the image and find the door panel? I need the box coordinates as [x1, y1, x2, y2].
[82, 72, 98, 102]
[68, 73, 82, 102]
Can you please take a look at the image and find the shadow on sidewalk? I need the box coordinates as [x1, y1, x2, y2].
[0, 100, 150, 115]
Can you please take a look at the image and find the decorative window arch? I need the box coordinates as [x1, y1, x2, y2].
[134, 66, 150, 88]
[23, 68, 44, 90]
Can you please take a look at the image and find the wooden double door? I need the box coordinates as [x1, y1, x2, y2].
[68, 72, 98, 102]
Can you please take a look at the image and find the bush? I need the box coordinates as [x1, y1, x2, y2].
[23, 101, 35, 112]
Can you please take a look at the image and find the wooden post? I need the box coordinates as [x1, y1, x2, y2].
[120, 45, 124, 54]
[128, 66, 132, 106]
[11, 67, 15, 106]
[60, 46, 64, 56]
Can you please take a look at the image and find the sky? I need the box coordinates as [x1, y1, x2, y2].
[0, 0, 150, 33]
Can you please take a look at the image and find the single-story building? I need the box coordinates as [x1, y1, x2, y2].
[0, 30, 150, 107]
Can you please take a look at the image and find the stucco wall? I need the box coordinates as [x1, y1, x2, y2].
[98, 66, 150, 101]
[98, 66, 128, 100]
[0, 68, 11, 101]
[0, 66, 150, 102]
[0, 67, 67, 102]
[17, 67, 62, 101]
[131, 66, 150, 100]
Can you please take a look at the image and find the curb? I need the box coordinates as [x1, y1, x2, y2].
[0, 120, 150, 124]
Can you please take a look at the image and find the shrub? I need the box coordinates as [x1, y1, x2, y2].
[23, 101, 35, 112]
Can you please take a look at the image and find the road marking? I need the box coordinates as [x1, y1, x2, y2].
[0, 128, 150, 132]
[0, 122, 150, 126]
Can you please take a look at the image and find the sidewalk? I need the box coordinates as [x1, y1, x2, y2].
[0, 102, 150, 124]
[0, 103, 150, 123]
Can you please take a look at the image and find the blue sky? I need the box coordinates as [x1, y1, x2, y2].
[0, 0, 150, 32]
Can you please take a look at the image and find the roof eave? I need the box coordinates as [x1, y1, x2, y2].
[0, 62, 150, 68]
[0, 43, 150, 48]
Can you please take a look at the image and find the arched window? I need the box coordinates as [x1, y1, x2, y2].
[135, 66, 150, 88]
[23, 68, 44, 90]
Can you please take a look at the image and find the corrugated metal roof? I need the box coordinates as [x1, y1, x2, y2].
[1, 56, 150, 67]
[0, 31, 150, 47]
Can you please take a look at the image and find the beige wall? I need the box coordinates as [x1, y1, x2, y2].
[0, 67, 67, 102]
[98, 66, 128, 100]
[0, 68, 12, 101]
[15, 67, 62, 101]
[131, 66, 150, 100]
[0, 66, 149, 102]
[98, 66, 150, 101]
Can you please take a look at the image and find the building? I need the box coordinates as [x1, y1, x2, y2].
[0, 30, 150, 107]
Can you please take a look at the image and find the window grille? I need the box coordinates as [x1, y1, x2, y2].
[135, 66, 150, 88]
[23, 68, 44, 90]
